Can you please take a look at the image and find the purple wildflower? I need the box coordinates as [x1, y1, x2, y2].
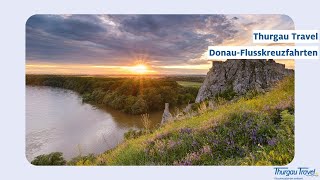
[267, 138, 277, 146]
[212, 139, 219, 145]
[174, 160, 192, 166]
[180, 128, 192, 134]
[167, 139, 182, 149]
[183, 161, 192, 165]
[229, 139, 235, 147]
[192, 140, 199, 148]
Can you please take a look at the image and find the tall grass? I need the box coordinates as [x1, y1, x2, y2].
[141, 113, 151, 131]
[197, 102, 208, 114]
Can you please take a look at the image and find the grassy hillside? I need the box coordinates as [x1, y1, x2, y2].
[66, 76, 294, 166]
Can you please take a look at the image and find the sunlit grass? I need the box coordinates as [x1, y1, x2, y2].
[177, 81, 202, 88]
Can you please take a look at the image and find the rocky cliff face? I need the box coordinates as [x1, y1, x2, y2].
[161, 103, 173, 124]
[195, 59, 294, 103]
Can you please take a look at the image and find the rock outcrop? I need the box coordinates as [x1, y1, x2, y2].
[195, 59, 294, 103]
[161, 103, 173, 124]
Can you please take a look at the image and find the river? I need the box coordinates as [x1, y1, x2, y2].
[26, 86, 162, 162]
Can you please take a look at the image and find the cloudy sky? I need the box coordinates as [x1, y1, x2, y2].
[26, 14, 294, 75]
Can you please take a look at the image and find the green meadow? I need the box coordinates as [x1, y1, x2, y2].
[177, 81, 203, 88]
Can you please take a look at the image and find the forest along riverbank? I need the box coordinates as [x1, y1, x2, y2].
[26, 75, 200, 115]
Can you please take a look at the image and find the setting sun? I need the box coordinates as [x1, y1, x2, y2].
[128, 64, 149, 74]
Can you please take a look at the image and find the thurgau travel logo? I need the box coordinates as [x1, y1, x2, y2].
[274, 167, 319, 179]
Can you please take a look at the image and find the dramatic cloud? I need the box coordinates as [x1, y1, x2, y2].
[26, 14, 294, 73]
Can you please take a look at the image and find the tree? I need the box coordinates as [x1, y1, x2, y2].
[131, 97, 148, 114]
[31, 152, 66, 165]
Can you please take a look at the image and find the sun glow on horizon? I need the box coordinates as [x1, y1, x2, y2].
[127, 64, 149, 74]
[25, 59, 294, 75]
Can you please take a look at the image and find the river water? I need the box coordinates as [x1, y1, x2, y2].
[26, 86, 162, 162]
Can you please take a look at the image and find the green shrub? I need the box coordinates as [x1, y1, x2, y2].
[124, 129, 150, 140]
[68, 154, 96, 166]
[131, 97, 148, 114]
[215, 86, 236, 101]
[31, 152, 66, 166]
[244, 89, 261, 99]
